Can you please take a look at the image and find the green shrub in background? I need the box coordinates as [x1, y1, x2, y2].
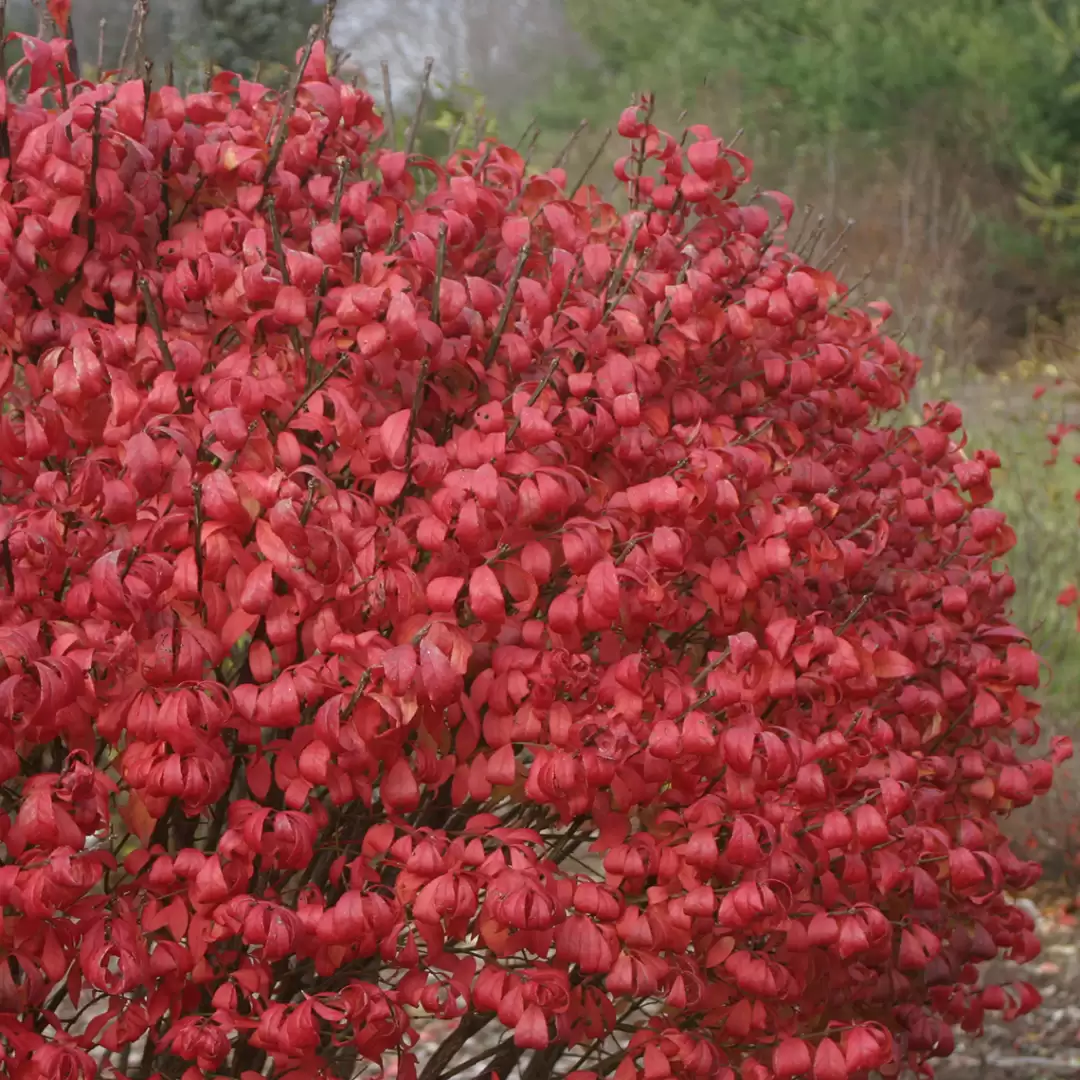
[529, 0, 1080, 282]
[196, 0, 315, 79]
[1020, 0, 1080, 247]
[560, 1, 1068, 156]
[414, 84, 498, 159]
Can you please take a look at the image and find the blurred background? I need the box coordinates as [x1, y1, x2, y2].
[11, 0, 1080, 1070]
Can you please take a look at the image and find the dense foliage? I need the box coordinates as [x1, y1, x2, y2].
[0, 30, 1071, 1080]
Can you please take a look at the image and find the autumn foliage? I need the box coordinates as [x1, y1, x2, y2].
[0, 27, 1071, 1080]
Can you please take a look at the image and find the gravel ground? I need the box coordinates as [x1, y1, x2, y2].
[932, 899, 1080, 1080]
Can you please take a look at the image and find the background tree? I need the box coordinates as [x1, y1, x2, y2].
[195, 0, 320, 79]
[1018, 1, 1080, 243]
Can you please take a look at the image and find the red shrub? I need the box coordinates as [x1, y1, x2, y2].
[0, 32, 1070, 1080]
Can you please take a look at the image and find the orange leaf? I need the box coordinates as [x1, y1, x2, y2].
[119, 790, 157, 847]
[48, 0, 71, 34]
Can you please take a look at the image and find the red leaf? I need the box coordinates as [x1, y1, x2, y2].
[469, 565, 505, 623]
[765, 617, 797, 661]
[687, 138, 721, 178]
[843, 1026, 890, 1072]
[813, 1037, 848, 1080]
[872, 650, 915, 679]
[583, 243, 612, 284]
[852, 804, 889, 847]
[725, 817, 762, 867]
[501, 216, 530, 253]
[274, 284, 306, 325]
[932, 486, 967, 526]
[418, 638, 460, 706]
[585, 559, 620, 620]
[382, 760, 421, 814]
[1051, 735, 1074, 765]
[514, 1004, 549, 1049]
[773, 1038, 812, 1080]
[427, 576, 465, 612]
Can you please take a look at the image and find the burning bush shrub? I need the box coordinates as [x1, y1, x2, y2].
[0, 27, 1070, 1080]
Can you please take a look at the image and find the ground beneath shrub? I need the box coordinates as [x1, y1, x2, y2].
[931, 897, 1080, 1080]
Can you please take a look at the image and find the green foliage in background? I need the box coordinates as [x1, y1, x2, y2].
[1019, 1, 1080, 245]
[560, 0, 1069, 159]
[410, 84, 498, 160]
[532, 0, 1080, 279]
[197, 0, 315, 79]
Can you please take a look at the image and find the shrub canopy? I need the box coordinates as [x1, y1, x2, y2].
[0, 32, 1070, 1080]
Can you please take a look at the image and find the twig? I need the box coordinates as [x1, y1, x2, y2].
[317, 0, 337, 40]
[262, 26, 320, 188]
[86, 102, 102, 249]
[569, 128, 612, 198]
[790, 205, 816, 255]
[132, 0, 149, 73]
[506, 357, 560, 443]
[603, 219, 644, 318]
[652, 261, 690, 340]
[819, 217, 856, 269]
[138, 278, 175, 370]
[836, 593, 872, 635]
[448, 114, 467, 157]
[404, 56, 434, 156]
[380, 62, 396, 147]
[430, 221, 449, 326]
[283, 355, 347, 427]
[521, 128, 542, 171]
[553, 119, 588, 171]
[97, 18, 105, 74]
[438, 1037, 515, 1080]
[472, 104, 488, 150]
[117, 0, 138, 73]
[65, 2, 79, 76]
[264, 195, 309, 365]
[521, 1046, 562, 1080]
[800, 213, 828, 262]
[264, 196, 291, 286]
[629, 95, 656, 209]
[308, 158, 349, 359]
[416, 1016, 491, 1080]
[693, 646, 731, 688]
[402, 357, 429, 493]
[482, 243, 531, 367]
[192, 482, 205, 606]
[516, 117, 537, 150]
[553, 250, 585, 324]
